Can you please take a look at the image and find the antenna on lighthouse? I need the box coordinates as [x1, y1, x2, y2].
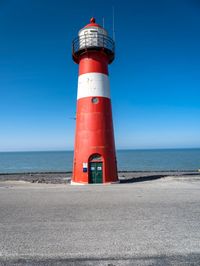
[112, 6, 115, 41]
[102, 17, 105, 28]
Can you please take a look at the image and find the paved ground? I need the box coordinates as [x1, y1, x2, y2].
[0, 176, 200, 265]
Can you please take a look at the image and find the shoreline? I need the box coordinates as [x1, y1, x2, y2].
[0, 170, 199, 184]
[1, 169, 199, 174]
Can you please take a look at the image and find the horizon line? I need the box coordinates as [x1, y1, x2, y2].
[0, 147, 200, 153]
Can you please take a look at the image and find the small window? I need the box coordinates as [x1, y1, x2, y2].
[90, 154, 102, 161]
[91, 97, 99, 104]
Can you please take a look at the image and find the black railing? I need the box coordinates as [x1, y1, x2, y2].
[72, 33, 115, 62]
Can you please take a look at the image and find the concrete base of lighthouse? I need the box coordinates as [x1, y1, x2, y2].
[70, 180, 120, 185]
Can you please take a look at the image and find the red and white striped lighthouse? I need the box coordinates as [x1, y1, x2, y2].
[72, 17, 118, 184]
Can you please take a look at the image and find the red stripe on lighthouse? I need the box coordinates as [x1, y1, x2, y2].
[73, 97, 118, 184]
[79, 52, 109, 75]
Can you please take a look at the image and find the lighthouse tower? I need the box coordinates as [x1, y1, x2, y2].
[72, 18, 118, 184]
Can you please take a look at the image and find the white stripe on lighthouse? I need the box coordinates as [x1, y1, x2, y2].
[77, 73, 110, 99]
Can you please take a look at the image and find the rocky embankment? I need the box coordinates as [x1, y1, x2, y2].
[0, 171, 200, 184]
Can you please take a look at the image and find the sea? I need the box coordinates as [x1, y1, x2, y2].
[0, 149, 200, 174]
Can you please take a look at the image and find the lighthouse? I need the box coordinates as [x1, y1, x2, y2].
[72, 17, 118, 184]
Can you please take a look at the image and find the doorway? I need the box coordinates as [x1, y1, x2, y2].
[89, 162, 103, 184]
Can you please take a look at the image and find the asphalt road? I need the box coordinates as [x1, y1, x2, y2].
[0, 176, 200, 265]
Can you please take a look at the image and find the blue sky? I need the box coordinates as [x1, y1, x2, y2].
[0, 0, 200, 151]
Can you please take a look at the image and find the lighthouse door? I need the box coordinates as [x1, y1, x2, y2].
[89, 162, 103, 184]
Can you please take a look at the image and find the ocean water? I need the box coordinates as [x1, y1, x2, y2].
[0, 149, 200, 173]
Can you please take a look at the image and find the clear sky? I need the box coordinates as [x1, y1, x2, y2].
[0, 0, 200, 151]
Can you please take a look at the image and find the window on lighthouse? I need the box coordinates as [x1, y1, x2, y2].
[85, 29, 98, 47]
[90, 154, 102, 161]
[91, 97, 99, 104]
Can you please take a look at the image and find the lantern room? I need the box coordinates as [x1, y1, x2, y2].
[72, 17, 115, 64]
